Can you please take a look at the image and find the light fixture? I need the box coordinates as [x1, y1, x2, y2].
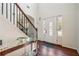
[26, 5, 30, 9]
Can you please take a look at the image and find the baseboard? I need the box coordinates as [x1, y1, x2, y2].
[37, 40, 62, 47]
[77, 49, 79, 54]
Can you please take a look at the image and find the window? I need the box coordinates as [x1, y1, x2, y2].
[43, 20, 46, 34]
[49, 22, 53, 36]
[57, 15, 62, 37]
[2, 3, 3, 14]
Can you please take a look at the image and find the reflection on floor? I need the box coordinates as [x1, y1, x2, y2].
[37, 41, 79, 56]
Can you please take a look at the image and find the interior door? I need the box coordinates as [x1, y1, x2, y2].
[42, 17, 58, 44]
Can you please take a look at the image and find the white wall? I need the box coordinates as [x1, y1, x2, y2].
[38, 3, 77, 49]
[76, 4, 79, 53]
[0, 15, 28, 55]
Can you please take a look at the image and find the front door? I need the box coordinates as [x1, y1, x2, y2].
[42, 16, 58, 44]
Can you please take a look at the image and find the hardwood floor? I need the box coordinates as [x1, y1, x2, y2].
[37, 41, 79, 56]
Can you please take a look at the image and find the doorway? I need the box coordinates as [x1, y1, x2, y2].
[41, 15, 63, 45]
[42, 16, 58, 44]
